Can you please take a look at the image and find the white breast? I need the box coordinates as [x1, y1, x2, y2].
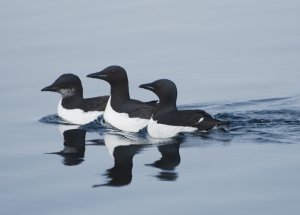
[103, 97, 149, 132]
[147, 118, 197, 139]
[57, 99, 103, 125]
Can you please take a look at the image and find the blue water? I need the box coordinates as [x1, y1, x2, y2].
[1, 0, 300, 214]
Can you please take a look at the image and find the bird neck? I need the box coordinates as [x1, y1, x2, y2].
[152, 101, 177, 120]
[110, 82, 130, 102]
[152, 96, 177, 119]
[61, 91, 83, 108]
[158, 95, 177, 111]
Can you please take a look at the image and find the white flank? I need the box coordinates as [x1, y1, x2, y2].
[57, 99, 103, 125]
[104, 133, 140, 159]
[147, 118, 197, 139]
[103, 97, 149, 132]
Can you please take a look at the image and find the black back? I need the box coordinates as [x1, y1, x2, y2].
[62, 96, 109, 112]
[112, 98, 157, 119]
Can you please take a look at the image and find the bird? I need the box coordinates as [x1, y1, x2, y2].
[139, 79, 228, 138]
[41, 73, 109, 125]
[87, 66, 157, 132]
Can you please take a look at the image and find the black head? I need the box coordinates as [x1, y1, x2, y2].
[139, 79, 177, 107]
[41, 74, 83, 97]
[87, 65, 128, 85]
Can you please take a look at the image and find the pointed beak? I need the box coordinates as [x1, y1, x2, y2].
[86, 71, 108, 80]
[139, 83, 155, 91]
[41, 84, 58, 92]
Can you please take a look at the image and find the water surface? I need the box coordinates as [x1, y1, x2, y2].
[1, 1, 300, 215]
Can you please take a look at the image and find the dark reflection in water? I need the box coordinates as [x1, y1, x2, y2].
[146, 137, 183, 181]
[93, 134, 146, 187]
[93, 133, 185, 187]
[46, 125, 86, 166]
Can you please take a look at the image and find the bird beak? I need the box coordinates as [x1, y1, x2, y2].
[139, 83, 155, 91]
[87, 71, 108, 80]
[41, 84, 58, 92]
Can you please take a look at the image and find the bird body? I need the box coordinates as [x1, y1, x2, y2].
[41, 73, 108, 125]
[139, 79, 227, 138]
[87, 66, 157, 132]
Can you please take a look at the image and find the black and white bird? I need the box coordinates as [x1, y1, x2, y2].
[139, 79, 228, 138]
[41, 73, 109, 125]
[87, 66, 157, 132]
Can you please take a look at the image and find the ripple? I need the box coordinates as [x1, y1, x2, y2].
[39, 96, 300, 144]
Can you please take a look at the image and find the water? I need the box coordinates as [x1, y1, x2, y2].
[1, 0, 300, 214]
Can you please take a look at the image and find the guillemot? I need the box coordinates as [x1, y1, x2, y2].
[139, 79, 228, 138]
[41, 73, 109, 125]
[87, 66, 157, 132]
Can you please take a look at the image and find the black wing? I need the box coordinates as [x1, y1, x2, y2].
[125, 99, 158, 119]
[81, 96, 109, 112]
[157, 110, 227, 131]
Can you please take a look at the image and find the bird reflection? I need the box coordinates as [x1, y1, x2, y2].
[46, 125, 86, 166]
[146, 136, 183, 181]
[93, 133, 145, 187]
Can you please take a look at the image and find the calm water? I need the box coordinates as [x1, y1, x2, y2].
[1, 1, 300, 215]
